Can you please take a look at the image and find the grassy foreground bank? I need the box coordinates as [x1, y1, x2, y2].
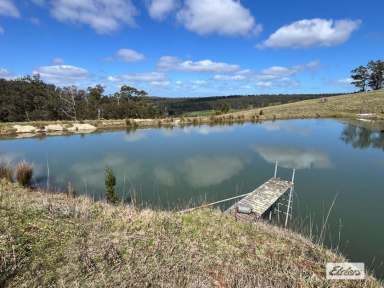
[0, 180, 381, 287]
[1, 91, 383, 137]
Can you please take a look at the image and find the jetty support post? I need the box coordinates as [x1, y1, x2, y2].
[274, 161, 278, 178]
[269, 208, 272, 221]
[284, 168, 296, 228]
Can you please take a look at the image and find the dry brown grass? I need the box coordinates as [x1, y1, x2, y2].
[15, 161, 33, 187]
[0, 163, 13, 182]
[0, 180, 381, 287]
[228, 90, 384, 121]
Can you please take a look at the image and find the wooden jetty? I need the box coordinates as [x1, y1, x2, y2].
[226, 163, 295, 226]
[225, 177, 293, 221]
[180, 161, 296, 227]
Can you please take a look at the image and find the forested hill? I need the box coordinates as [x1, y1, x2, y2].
[0, 76, 342, 122]
[151, 93, 342, 116]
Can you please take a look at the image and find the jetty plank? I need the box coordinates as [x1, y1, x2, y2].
[226, 178, 293, 221]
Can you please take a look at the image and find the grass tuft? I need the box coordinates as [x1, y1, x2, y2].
[15, 161, 33, 187]
[0, 163, 13, 182]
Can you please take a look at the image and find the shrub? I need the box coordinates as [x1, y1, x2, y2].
[220, 103, 230, 114]
[105, 167, 118, 204]
[15, 161, 33, 187]
[251, 115, 259, 123]
[0, 163, 13, 182]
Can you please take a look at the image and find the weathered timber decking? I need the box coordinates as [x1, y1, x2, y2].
[226, 177, 293, 222]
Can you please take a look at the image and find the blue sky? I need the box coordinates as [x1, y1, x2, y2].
[0, 0, 383, 97]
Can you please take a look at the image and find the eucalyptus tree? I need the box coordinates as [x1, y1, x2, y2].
[351, 66, 370, 91]
[367, 60, 384, 90]
[351, 60, 384, 91]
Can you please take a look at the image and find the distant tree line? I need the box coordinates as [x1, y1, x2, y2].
[0, 75, 160, 122]
[0, 75, 340, 122]
[351, 60, 384, 92]
[153, 93, 340, 116]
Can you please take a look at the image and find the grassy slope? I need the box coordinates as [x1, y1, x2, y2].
[0, 180, 381, 287]
[229, 90, 384, 120]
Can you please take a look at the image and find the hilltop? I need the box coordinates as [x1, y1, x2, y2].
[0, 180, 381, 287]
[229, 90, 384, 120]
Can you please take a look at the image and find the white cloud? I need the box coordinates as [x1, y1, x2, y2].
[121, 72, 165, 82]
[213, 69, 252, 81]
[157, 56, 240, 73]
[108, 72, 167, 85]
[213, 61, 319, 84]
[107, 76, 119, 82]
[32, 64, 89, 83]
[302, 60, 321, 70]
[336, 78, 353, 85]
[0, 68, 12, 79]
[255, 78, 299, 89]
[213, 74, 246, 81]
[150, 80, 170, 87]
[258, 18, 361, 48]
[177, 0, 260, 36]
[147, 0, 178, 20]
[258, 67, 300, 81]
[116, 48, 145, 62]
[255, 61, 319, 83]
[260, 66, 297, 78]
[50, 0, 137, 34]
[0, 0, 20, 17]
[255, 81, 272, 88]
[191, 80, 207, 85]
[212, 61, 318, 91]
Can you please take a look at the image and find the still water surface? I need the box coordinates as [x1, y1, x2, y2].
[1, 119, 383, 278]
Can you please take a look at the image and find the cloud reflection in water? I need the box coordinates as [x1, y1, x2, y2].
[253, 145, 331, 169]
[71, 154, 143, 190]
[153, 166, 176, 187]
[183, 156, 244, 187]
